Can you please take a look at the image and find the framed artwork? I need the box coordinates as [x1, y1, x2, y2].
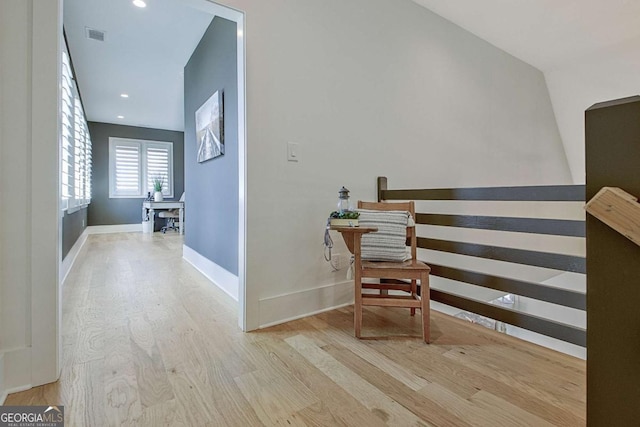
[196, 90, 224, 163]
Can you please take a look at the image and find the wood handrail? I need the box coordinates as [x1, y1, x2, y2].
[585, 187, 640, 247]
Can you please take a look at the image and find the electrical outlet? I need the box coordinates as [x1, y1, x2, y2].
[82, 219, 85, 227]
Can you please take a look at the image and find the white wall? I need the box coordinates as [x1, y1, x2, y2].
[0, 0, 62, 397]
[545, 37, 640, 184]
[217, 0, 572, 330]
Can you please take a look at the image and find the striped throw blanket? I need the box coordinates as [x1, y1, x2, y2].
[358, 209, 412, 262]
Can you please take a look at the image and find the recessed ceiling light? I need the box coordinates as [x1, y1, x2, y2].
[132, 0, 146, 8]
[120, 93, 129, 98]
[117, 115, 124, 119]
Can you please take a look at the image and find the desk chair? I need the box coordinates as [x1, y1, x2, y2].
[353, 201, 431, 343]
[159, 210, 179, 233]
[159, 192, 185, 234]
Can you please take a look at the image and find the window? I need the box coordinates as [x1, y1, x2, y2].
[61, 48, 92, 212]
[109, 137, 173, 198]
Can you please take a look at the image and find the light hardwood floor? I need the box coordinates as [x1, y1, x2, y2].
[5, 232, 586, 426]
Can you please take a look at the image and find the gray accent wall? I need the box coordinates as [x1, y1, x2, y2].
[62, 208, 87, 259]
[87, 122, 184, 226]
[184, 16, 238, 275]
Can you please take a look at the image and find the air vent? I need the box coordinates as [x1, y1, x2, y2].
[85, 27, 105, 42]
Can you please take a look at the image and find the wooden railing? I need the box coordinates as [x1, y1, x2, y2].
[586, 187, 640, 247]
[377, 176, 586, 347]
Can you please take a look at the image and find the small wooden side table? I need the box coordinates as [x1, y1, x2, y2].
[330, 226, 377, 255]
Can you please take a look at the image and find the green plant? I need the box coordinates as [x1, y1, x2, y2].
[152, 175, 165, 192]
[329, 210, 360, 219]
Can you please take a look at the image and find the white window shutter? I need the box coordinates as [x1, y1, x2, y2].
[60, 48, 92, 211]
[112, 142, 142, 196]
[85, 129, 92, 202]
[146, 145, 172, 195]
[108, 138, 173, 198]
[61, 51, 74, 204]
[73, 96, 85, 208]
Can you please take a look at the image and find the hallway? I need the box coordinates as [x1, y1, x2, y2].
[6, 233, 585, 425]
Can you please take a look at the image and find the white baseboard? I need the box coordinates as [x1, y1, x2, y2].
[85, 223, 142, 234]
[60, 228, 89, 284]
[258, 280, 354, 329]
[183, 245, 239, 301]
[0, 347, 31, 404]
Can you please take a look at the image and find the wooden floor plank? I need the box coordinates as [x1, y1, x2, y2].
[138, 399, 179, 427]
[303, 316, 430, 391]
[127, 314, 174, 409]
[165, 364, 222, 426]
[4, 232, 586, 426]
[103, 325, 142, 426]
[285, 334, 432, 427]
[251, 338, 389, 427]
[295, 401, 353, 427]
[234, 367, 315, 426]
[443, 346, 585, 420]
[324, 343, 471, 427]
[202, 361, 265, 426]
[469, 390, 556, 427]
[418, 381, 549, 427]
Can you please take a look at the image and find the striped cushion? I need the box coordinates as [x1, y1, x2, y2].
[358, 209, 411, 262]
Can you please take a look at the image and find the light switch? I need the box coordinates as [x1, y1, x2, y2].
[287, 142, 299, 162]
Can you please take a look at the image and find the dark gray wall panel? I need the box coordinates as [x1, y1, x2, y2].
[184, 16, 238, 275]
[418, 237, 586, 273]
[62, 207, 86, 259]
[428, 264, 585, 310]
[383, 185, 585, 201]
[586, 96, 640, 426]
[430, 289, 586, 347]
[416, 213, 585, 237]
[87, 122, 184, 226]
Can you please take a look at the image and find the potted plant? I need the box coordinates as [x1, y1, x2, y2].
[329, 210, 360, 226]
[153, 175, 165, 202]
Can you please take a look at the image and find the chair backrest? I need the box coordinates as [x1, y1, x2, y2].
[358, 201, 417, 262]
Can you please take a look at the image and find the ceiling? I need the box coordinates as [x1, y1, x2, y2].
[66, 0, 640, 135]
[411, 0, 640, 72]
[64, 0, 214, 131]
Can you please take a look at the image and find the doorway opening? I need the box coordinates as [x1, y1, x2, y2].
[57, 0, 248, 383]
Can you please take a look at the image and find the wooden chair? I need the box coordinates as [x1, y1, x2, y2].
[336, 201, 431, 343]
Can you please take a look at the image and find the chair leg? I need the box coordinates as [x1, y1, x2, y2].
[354, 273, 362, 339]
[421, 272, 430, 344]
[410, 279, 417, 316]
[161, 218, 174, 234]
